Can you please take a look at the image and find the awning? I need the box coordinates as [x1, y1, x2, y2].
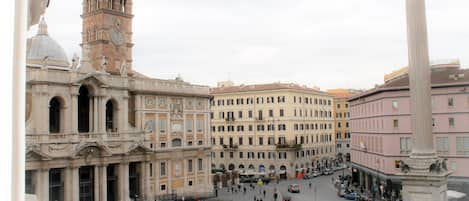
[278, 170, 286, 174]
[448, 190, 466, 200]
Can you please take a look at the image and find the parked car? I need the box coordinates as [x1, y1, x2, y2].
[323, 168, 333, 175]
[287, 184, 300, 193]
[337, 188, 346, 197]
[344, 192, 360, 200]
[311, 171, 321, 177]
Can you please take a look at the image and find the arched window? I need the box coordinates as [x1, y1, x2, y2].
[120, 0, 126, 12]
[49, 97, 61, 133]
[106, 100, 118, 132]
[171, 139, 182, 147]
[78, 86, 90, 133]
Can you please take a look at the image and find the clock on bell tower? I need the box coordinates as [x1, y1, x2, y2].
[81, 0, 134, 74]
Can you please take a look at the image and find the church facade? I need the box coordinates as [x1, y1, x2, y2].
[25, 0, 213, 201]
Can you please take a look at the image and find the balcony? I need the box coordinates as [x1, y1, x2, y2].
[222, 144, 239, 151]
[26, 131, 148, 146]
[276, 143, 302, 151]
[225, 117, 236, 123]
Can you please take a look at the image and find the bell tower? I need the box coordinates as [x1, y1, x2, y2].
[81, 0, 133, 74]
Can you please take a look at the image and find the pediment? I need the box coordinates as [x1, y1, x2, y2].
[128, 143, 152, 154]
[73, 74, 108, 87]
[26, 149, 51, 161]
[74, 142, 112, 157]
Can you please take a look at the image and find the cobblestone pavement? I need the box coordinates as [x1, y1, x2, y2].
[207, 171, 347, 201]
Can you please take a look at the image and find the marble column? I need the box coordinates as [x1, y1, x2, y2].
[37, 169, 49, 201]
[135, 95, 142, 130]
[142, 162, 151, 200]
[98, 165, 107, 201]
[71, 93, 79, 133]
[71, 167, 80, 201]
[122, 96, 129, 131]
[406, 0, 435, 159]
[94, 96, 99, 133]
[118, 163, 130, 201]
[401, 1, 450, 200]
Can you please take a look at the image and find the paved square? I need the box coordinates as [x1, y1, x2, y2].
[208, 171, 346, 201]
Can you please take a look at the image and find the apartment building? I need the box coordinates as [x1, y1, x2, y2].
[210, 82, 335, 179]
[348, 62, 469, 199]
[327, 89, 362, 163]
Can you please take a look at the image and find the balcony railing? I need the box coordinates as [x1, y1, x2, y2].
[223, 144, 239, 150]
[26, 131, 148, 145]
[276, 143, 302, 151]
[225, 117, 236, 122]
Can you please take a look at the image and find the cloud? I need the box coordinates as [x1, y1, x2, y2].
[34, 0, 469, 89]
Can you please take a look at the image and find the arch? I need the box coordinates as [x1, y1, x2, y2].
[228, 164, 235, 171]
[211, 163, 216, 169]
[78, 86, 91, 133]
[238, 164, 245, 170]
[49, 97, 63, 133]
[171, 138, 182, 147]
[248, 164, 255, 170]
[259, 165, 265, 173]
[269, 165, 275, 171]
[105, 98, 119, 132]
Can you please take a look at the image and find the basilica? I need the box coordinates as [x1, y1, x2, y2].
[25, 0, 213, 200]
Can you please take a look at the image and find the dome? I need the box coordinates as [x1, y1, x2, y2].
[27, 18, 70, 68]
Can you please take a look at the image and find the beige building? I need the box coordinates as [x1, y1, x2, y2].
[210, 82, 336, 179]
[25, 1, 212, 201]
[327, 89, 362, 163]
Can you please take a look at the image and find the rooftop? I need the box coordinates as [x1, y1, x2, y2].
[349, 63, 468, 101]
[210, 82, 330, 96]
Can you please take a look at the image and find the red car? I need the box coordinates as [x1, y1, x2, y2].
[288, 184, 300, 193]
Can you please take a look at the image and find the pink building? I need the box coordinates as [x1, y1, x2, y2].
[349, 63, 469, 200]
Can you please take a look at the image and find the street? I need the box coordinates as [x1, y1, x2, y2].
[208, 171, 346, 201]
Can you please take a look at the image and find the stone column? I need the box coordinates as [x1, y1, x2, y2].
[135, 95, 142, 130]
[141, 162, 151, 200]
[401, 1, 450, 201]
[119, 162, 130, 201]
[89, 97, 94, 133]
[94, 96, 99, 133]
[94, 166, 100, 201]
[122, 96, 129, 131]
[37, 168, 49, 201]
[99, 165, 108, 201]
[71, 92, 79, 133]
[71, 167, 80, 201]
[406, 0, 435, 159]
[100, 96, 107, 133]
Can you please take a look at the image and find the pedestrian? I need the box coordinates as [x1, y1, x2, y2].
[244, 187, 246, 194]
[263, 190, 266, 197]
[254, 195, 256, 201]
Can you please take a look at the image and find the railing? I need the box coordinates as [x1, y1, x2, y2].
[131, 78, 209, 95]
[26, 68, 210, 96]
[26, 131, 147, 145]
[276, 142, 302, 151]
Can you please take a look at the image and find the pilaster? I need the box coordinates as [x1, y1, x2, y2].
[37, 168, 49, 201]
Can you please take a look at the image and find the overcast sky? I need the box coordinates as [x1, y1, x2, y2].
[34, 0, 469, 90]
